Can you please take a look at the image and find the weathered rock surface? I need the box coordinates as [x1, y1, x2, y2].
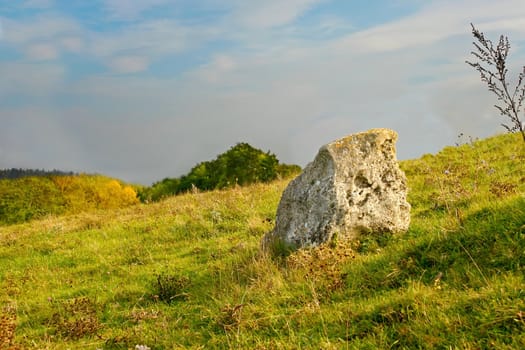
[262, 128, 410, 251]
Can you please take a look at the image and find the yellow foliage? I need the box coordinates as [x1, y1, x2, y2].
[51, 175, 138, 213]
[122, 185, 139, 205]
[96, 180, 138, 209]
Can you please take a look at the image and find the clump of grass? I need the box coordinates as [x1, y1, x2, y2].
[216, 303, 245, 331]
[153, 271, 191, 304]
[48, 297, 101, 340]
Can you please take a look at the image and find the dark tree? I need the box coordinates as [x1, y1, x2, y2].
[0, 168, 76, 179]
[466, 23, 525, 142]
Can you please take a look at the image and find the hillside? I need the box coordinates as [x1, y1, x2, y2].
[0, 133, 524, 349]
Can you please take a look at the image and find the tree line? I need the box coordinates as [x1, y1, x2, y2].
[0, 168, 76, 179]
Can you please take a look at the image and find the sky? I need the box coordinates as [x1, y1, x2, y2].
[1, 0, 525, 184]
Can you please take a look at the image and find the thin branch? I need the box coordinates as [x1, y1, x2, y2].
[466, 23, 525, 142]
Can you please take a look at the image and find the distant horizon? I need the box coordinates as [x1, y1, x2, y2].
[0, 139, 304, 185]
[1, 129, 514, 186]
[2, 1, 525, 184]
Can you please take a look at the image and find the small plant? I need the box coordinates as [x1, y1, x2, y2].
[129, 308, 160, 323]
[48, 297, 101, 340]
[153, 272, 191, 304]
[0, 305, 18, 349]
[216, 303, 245, 331]
[466, 23, 525, 142]
[490, 180, 518, 198]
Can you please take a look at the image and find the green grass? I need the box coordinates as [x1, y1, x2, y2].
[1, 133, 524, 349]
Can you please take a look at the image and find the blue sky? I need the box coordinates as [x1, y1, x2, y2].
[1, 0, 525, 184]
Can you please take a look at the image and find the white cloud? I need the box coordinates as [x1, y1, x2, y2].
[0, 62, 65, 96]
[2, 12, 210, 72]
[108, 55, 149, 73]
[87, 20, 195, 73]
[214, 54, 235, 71]
[87, 19, 215, 73]
[25, 42, 59, 60]
[194, 54, 236, 83]
[1, 14, 84, 61]
[60, 37, 83, 52]
[315, 15, 354, 35]
[102, 0, 171, 20]
[333, 0, 525, 54]
[476, 16, 525, 38]
[2, 15, 81, 44]
[231, 0, 325, 29]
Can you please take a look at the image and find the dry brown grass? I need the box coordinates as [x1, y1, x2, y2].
[0, 304, 18, 349]
[287, 239, 356, 293]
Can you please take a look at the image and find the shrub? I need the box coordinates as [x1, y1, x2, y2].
[48, 297, 101, 340]
[153, 272, 191, 304]
[140, 142, 301, 201]
[466, 23, 525, 142]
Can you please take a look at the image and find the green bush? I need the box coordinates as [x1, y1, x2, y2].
[139, 142, 301, 202]
[0, 177, 66, 224]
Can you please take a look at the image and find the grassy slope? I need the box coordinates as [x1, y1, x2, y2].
[1, 133, 524, 349]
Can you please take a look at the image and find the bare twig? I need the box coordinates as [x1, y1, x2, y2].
[466, 23, 525, 142]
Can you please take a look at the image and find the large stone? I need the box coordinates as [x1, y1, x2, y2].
[262, 128, 410, 251]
